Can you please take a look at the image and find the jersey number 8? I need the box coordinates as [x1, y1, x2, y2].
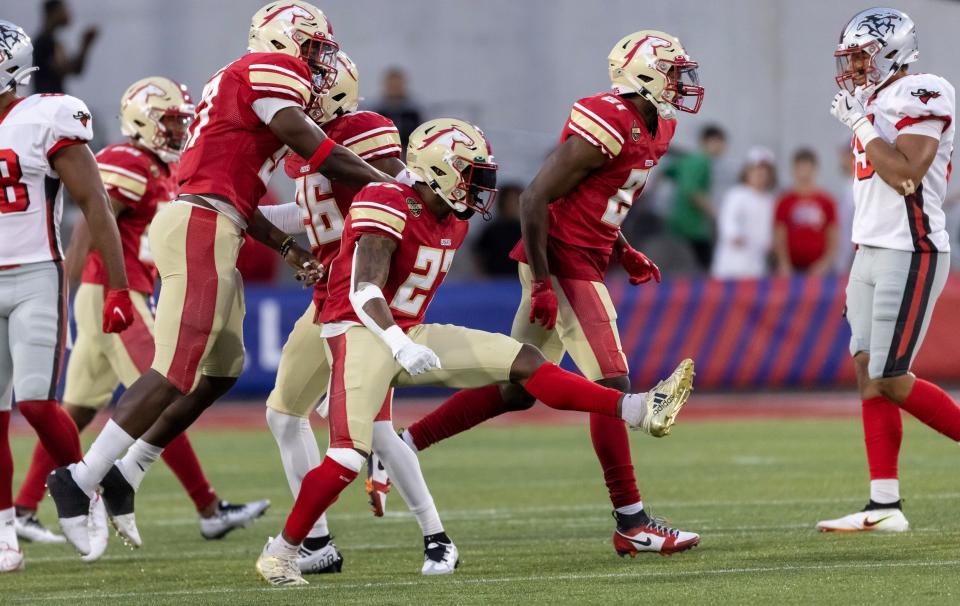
[0, 149, 30, 213]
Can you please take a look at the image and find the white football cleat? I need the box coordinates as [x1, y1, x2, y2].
[200, 499, 270, 540]
[817, 507, 909, 533]
[15, 513, 66, 544]
[80, 493, 109, 562]
[0, 542, 24, 573]
[365, 453, 391, 517]
[422, 534, 458, 576]
[47, 467, 93, 556]
[297, 539, 344, 574]
[256, 538, 309, 586]
[612, 512, 700, 556]
[623, 359, 695, 436]
[101, 465, 141, 549]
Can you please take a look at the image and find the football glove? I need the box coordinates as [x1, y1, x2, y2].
[830, 90, 878, 146]
[102, 288, 135, 333]
[529, 279, 558, 330]
[394, 341, 442, 376]
[620, 245, 661, 285]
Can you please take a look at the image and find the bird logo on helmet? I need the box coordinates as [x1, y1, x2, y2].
[406, 118, 498, 221]
[608, 30, 704, 119]
[248, 1, 339, 96]
[120, 77, 195, 163]
[835, 8, 919, 96]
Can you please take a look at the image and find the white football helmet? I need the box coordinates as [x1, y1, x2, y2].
[835, 8, 918, 95]
[0, 21, 38, 94]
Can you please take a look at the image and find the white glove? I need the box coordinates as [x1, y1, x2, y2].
[394, 341, 442, 376]
[831, 90, 878, 146]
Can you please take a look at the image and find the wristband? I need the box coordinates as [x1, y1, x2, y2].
[853, 118, 879, 147]
[307, 137, 337, 172]
[382, 325, 413, 356]
[279, 235, 296, 257]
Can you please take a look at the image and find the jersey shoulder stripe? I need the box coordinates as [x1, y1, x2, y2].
[569, 101, 624, 157]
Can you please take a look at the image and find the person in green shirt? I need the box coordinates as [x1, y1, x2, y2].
[663, 125, 726, 270]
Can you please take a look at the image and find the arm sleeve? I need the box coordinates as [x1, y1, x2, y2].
[259, 202, 305, 234]
[560, 96, 628, 159]
[347, 184, 408, 242]
[45, 95, 94, 158]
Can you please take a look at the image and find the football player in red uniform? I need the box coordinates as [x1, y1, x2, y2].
[255, 118, 694, 586]
[400, 30, 704, 557]
[47, 1, 392, 560]
[13, 77, 269, 546]
[263, 52, 456, 576]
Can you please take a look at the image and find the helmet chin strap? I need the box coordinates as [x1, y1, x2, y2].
[624, 72, 675, 120]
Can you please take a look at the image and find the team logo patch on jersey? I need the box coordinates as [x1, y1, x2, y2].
[441, 238, 452, 246]
[631, 121, 642, 142]
[73, 110, 91, 127]
[911, 88, 941, 105]
[149, 164, 161, 178]
[406, 197, 422, 217]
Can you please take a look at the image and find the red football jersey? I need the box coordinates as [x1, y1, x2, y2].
[284, 111, 401, 309]
[178, 52, 313, 222]
[511, 93, 676, 280]
[83, 143, 176, 294]
[321, 179, 467, 330]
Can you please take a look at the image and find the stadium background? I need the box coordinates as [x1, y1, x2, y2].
[6, 0, 960, 396]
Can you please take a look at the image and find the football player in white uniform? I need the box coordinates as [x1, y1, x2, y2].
[0, 21, 133, 570]
[820, 8, 958, 532]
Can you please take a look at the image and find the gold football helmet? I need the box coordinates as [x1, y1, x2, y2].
[248, 1, 339, 95]
[608, 30, 703, 118]
[119, 76, 195, 163]
[406, 119, 498, 219]
[309, 51, 360, 125]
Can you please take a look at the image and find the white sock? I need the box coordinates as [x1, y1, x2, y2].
[267, 534, 300, 557]
[71, 420, 136, 496]
[619, 393, 647, 427]
[116, 439, 164, 491]
[0, 506, 17, 549]
[372, 421, 443, 535]
[615, 501, 645, 516]
[870, 479, 900, 505]
[400, 429, 418, 452]
[265, 408, 329, 538]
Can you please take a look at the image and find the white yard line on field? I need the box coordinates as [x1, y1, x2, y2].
[11, 559, 960, 602]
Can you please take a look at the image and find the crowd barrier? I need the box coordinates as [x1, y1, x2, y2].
[227, 273, 960, 396]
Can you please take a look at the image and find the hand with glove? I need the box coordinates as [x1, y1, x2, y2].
[529, 279, 558, 330]
[384, 325, 441, 376]
[620, 245, 661, 285]
[103, 288, 135, 333]
[830, 89, 878, 147]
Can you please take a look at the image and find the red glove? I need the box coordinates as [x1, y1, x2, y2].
[103, 288, 135, 333]
[620, 245, 661, 285]
[529, 279, 558, 330]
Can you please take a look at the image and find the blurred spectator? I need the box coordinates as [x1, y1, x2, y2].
[371, 67, 422, 149]
[474, 184, 523, 276]
[834, 144, 857, 273]
[711, 147, 777, 279]
[772, 149, 839, 275]
[663, 125, 726, 271]
[32, 0, 98, 94]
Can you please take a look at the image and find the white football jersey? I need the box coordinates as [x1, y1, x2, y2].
[852, 73, 955, 252]
[0, 94, 94, 265]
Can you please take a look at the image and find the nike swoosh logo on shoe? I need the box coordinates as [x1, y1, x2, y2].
[862, 516, 892, 528]
[628, 536, 653, 547]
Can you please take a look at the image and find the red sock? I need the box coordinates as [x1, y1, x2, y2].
[407, 386, 511, 450]
[523, 363, 620, 416]
[17, 400, 82, 466]
[283, 456, 357, 543]
[589, 413, 641, 509]
[14, 441, 58, 511]
[900, 379, 960, 441]
[0, 411, 12, 509]
[861, 396, 902, 480]
[161, 433, 217, 512]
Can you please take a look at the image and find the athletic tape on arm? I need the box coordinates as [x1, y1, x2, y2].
[348, 243, 411, 354]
